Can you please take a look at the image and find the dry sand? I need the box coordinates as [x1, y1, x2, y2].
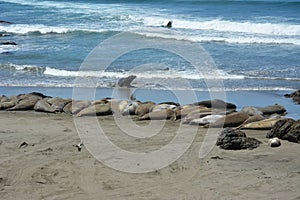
[0, 111, 299, 200]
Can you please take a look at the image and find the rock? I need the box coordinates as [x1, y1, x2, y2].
[117, 75, 136, 87]
[268, 137, 281, 147]
[0, 20, 12, 24]
[259, 104, 286, 115]
[208, 112, 249, 128]
[241, 115, 282, 130]
[139, 109, 175, 120]
[135, 102, 156, 117]
[192, 99, 236, 110]
[285, 90, 300, 104]
[76, 103, 112, 117]
[34, 99, 55, 113]
[1, 41, 17, 45]
[216, 128, 261, 150]
[241, 106, 263, 116]
[189, 114, 224, 126]
[266, 118, 300, 143]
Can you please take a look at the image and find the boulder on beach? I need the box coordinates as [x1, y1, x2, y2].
[266, 118, 300, 143]
[208, 112, 249, 128]
[285, 90, 300, 104]
[216, 128, 261, 150]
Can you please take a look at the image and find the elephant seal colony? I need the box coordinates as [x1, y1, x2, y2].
[1, 91, 299, 150]
[0, 91, 300, 200]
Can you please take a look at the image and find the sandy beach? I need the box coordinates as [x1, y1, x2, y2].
[0, 110, 299, 200]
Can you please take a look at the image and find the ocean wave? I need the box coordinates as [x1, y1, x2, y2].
[135, 29, 300, 45]
[2, 64, 299, 82]
[0, 81, 295, 92]
[142, 17, 300, 36]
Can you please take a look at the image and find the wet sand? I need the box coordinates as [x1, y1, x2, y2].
[0, 111, 299, 199]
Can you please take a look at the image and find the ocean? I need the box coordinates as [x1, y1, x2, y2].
[0, 0, 300, 93]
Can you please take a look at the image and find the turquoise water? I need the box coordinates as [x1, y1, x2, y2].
[0, 0, 299, 91]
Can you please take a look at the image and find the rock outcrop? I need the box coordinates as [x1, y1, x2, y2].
[216, 128, 261, 150]
[266, 118, 300, 143]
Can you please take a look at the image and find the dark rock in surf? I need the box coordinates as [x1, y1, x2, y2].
[0, 20, 12, 24]
[285, 90, 300, 104]
[216, 128, 261, 150]
[1, 41, 17, 45]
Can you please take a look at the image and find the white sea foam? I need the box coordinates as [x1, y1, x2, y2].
[142, 17, 300, 36]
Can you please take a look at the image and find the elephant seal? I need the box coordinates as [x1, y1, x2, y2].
[8, 93, 44, 111]
[236, 115, 265, 129]
[135, 102, 156, 116]
[76, 103, 112, 117]
[192, 99, 236, 110]
[47, 97, 72, 112]
[241, 115, 282, 130]
[176, 105, 211, 119]
[208, 112, 249, 128]
[117, 75, 137, 87]
[64, 100, 91, 114]
[139, 109, 175, 120]
[34, 99, 55, 113]
[268, 137, 281, 147]
[151, 103, 178, 112]
[182, 112, 212, 124]
[122, 101, 141, 115]
[189, 114, 224, 126]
